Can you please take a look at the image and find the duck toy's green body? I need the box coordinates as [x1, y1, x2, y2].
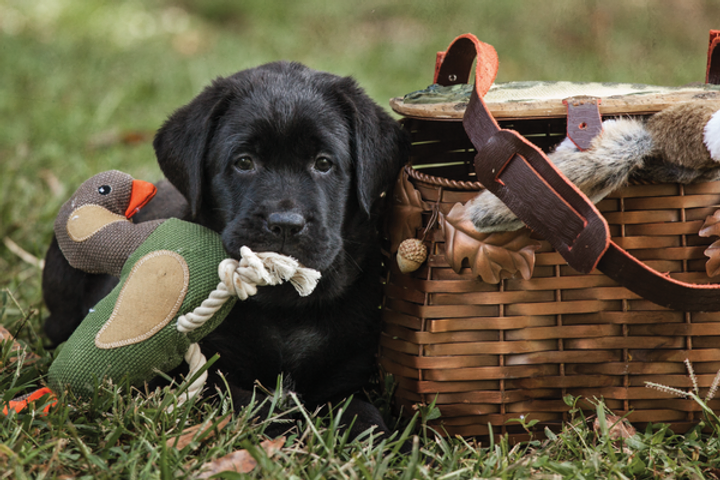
[4, 171, 320, 414]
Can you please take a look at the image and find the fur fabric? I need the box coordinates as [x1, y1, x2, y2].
[646, 100, 720, 169]
[705, 109, 720, 162]
[467, 118, 652, 233]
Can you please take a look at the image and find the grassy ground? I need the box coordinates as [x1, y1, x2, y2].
[3, 0, 720, 477]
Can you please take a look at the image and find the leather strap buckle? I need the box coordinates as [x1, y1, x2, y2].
[474, 129, 609, 273]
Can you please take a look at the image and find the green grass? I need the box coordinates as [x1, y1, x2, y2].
[5, 341, 720, 479]
[3, 0, 720, 477]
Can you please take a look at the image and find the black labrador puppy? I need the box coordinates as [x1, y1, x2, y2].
[42, 61, 408, 438]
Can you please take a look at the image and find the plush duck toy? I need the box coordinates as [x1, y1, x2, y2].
[4, 171, 320, 414]
[468, 100, 720, 233]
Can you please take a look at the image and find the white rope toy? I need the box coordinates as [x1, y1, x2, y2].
[172, 246, 321, 406]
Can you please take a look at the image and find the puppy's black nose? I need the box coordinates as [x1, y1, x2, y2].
[267, 212, 306, 237]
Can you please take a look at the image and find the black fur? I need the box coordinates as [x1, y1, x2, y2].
[42, 62, 408, 439]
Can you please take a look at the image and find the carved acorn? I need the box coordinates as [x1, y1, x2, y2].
[397, 238, 428, 273]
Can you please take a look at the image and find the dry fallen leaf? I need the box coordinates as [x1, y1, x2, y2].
[440, 202, 541, 283]
[706, 467, 720, 479]
[197, 436, 285, 478]
[387, 169, 429, 252]
[87, 129, 154, 149]
[0, 325, 22, 353]
[700, 210, 720, 277]
[593, 414, 636, 440]
[167, 416, 231, 450]
[0, 325, 40, 367]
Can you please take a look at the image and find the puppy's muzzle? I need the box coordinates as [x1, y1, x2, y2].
[266, 212, 306, 239]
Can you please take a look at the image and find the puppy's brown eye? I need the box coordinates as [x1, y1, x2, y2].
[234, 156, 255, 171]
[314, 157, 333, 173]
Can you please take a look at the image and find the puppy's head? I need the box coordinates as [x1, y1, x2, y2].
[154, 62, 407, 301]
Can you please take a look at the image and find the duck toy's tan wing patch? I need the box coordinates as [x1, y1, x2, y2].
[95, 250, 189, 349]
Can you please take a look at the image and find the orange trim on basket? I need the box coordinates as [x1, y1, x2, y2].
[433, 33, 498, 97]
[706, 30, 720, 84]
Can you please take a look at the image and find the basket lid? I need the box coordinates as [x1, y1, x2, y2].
[391, 81, 720, 121]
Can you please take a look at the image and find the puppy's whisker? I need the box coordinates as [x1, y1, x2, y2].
[342, 239, 375, 247]
[236, 193, 259, 206]
[341, 248, 364, 274]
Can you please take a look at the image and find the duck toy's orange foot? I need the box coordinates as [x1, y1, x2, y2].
[2, 387, 57, 415]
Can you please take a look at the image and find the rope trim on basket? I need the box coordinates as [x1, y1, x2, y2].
[405, 164, 484, 191]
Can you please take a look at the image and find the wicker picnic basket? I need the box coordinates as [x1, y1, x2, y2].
[380, 32, 720, 441]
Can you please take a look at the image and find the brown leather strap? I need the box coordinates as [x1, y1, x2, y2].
[707, 30, 720, 85]
[598, 243, 720, 311]
[435, 33, 720, 311]
[455, 37, 609, 274]
[563, 97, 603, 151]
[434, 33, 498, 95]
[468, 119, 610, 273]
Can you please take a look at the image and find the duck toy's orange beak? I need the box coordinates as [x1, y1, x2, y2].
[124, 180, 157, 219]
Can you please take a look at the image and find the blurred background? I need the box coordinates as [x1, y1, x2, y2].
[1, 0, 720, 326]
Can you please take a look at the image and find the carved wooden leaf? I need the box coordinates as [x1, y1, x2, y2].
[705, 241, 720, 278]
[700, 210, 720, 277]
[387, 170, 430, 252]
[440, 202, 541, 284]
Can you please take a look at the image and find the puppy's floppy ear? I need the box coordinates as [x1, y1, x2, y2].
[153, 77, 232, 219]
[338, 79, 409, 215]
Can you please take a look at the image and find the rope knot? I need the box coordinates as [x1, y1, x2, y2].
[178, 247, 321, 334]
[174, 247, 321, 405]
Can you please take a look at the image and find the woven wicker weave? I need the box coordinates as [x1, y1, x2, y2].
[381, 114, 720, 441]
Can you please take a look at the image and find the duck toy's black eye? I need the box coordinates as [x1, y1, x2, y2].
[98, 185, 112, 195]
